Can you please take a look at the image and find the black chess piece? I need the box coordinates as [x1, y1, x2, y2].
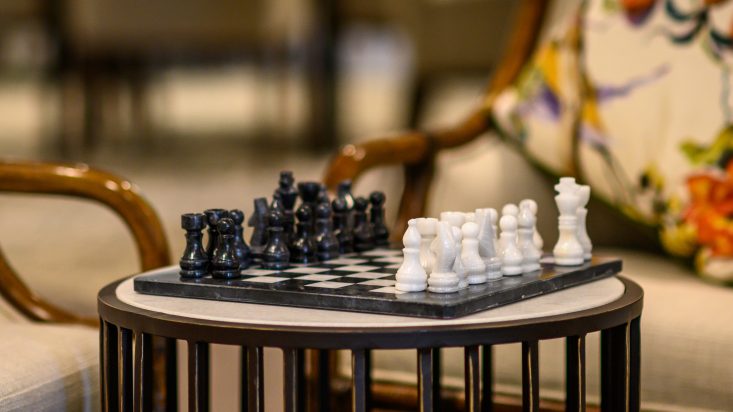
[276, 171, 298, 246]
[211, 217, 240, 279]
[228, 209, 252, 269]
[204, 208, 227, 260]
[353, 197, 375, 252]
[290, 204, 317, 263]
[369, 191, 389, 246]
[317, 183, 330, 205]
[179, 213, 209, 278]
[315, 203, 340, 261]
[332, 198, 354, 254]
[262, 209, 291, 270]
[248, 197, 269, 251]
[336, 180, 355, 211]
[297, 181, 320, 229]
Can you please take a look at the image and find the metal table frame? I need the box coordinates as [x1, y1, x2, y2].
[98, 276, 643, 412]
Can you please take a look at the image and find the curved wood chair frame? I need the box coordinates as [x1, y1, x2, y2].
[0, 160, 170, 326]
[323, 0, 550, 240]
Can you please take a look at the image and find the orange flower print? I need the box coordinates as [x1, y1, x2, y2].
[684, 160, 733, 256]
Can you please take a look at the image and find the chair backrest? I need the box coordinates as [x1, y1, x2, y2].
[0, 161, 170, 324]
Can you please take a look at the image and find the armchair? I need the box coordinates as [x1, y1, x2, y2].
[0, 160, 172, 410]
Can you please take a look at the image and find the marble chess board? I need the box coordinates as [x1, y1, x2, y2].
[134, 249, 622, 319]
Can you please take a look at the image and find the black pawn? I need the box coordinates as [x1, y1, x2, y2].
[228, 209, 252, 269]
[290, 204, 317, 263]
[297, 181, 321, 229]
[332, 198, 354, 254]
[179, 213, 208, 278]
[317, 183, 330, 205]
[277, 171, 298, 245]
[353, 197, 375, 252]
[211, 218, 240, 279]
[315, 203, 340, 261]
[369, 191, 389, 246]
[248, 197, 269, 250]
[262, 210, 290, 270]
[204, 208, 227, 261]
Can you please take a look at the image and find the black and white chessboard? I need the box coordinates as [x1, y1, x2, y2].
[134, 248, 622, 319]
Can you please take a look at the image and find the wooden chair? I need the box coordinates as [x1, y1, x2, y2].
[0, 160, 172, 410]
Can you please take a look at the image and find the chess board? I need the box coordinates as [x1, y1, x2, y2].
[134, 249, 621, 319]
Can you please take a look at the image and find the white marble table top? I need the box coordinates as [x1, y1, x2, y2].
[118, 266, 625, 329]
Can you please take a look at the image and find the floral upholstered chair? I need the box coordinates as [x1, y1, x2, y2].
[324, 0, 733, 409]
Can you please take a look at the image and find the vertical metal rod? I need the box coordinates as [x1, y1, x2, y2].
[464, 346, 480, 412]
[629, 318, 641, 412]
[283, 348, 300, 412]
[600, 323, 629, 412]
[103, 321, 119, 412]
[565, 335, 586, 412]
[119, 328, 133, 412]
[242, 347, 264, 412]
[317, 349, 331, 412]
[352, 349, 367, 412]
[188, 341, 210, 412]
[481, 345, 493, 412]
[522, 341, 539, 412]
[99, 319, 106, 412]
[165, 337, 178, 412]
[241, 347, 249, 412]
[417, 348, 434, 412]
[364, 350, 372, 409]
[433, 348, 442, 408]
[297, 349, 307, 412]
[133, 332, 153, 412]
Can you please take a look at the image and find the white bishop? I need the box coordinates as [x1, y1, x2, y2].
[395, 219, 428, 292]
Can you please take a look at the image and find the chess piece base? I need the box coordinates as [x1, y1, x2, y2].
[212, 269, 239, 279]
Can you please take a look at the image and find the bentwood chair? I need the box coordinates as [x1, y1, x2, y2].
[0, 160, 172, 410]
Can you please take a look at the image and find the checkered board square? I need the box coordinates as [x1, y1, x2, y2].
[134, 249, 622, 319]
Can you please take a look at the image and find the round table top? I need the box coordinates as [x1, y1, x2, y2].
[99, 272, 642, 349]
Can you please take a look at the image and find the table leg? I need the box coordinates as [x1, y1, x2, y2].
[481, 345, 493, 412]
[102, 321, 118, 412]
[133, 332, 153, 412]
[522, 341, 539, 412]
[188, 341, 210, 412]
[165, 337, 178, 412]
[566, 335, 586, 412]
[283, 348, 301, 412]
[417, 348, 435, 412]
[317, 350, 331, 412]
[352, 349, 367, 412]
[119, 328, 133, 412]
[629, 317, 641, 412]
[242, 346, 264, 412]
[601, 323, 629, 412]
[465, 345, 480, 412]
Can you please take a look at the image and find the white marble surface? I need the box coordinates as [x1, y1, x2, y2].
[117, 265, 626, 328]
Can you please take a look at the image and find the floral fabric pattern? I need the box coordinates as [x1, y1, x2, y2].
[492, 0, 733, 284]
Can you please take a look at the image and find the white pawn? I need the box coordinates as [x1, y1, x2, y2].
[440, 211, 465, 228]
[552, 177, 584, 266]
[396, 219, 428, 292]
[499, 215, 523, 276]
[451, 226, 468, 289]
[464, 212, 476, 223]
[428, 221, 460, 293]
[415, 217, 438, 273]
[576, 185, 592, 260]
[517, 207, 541, 272]
[519, 199, 543, 251]
[502, 203, 519, 218]
[476, 208, 502, 279]
[461, 222, 487, 284]
[488, 208, 501, 257]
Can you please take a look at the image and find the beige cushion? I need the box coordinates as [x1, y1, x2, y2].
[0, 322, 99, 411]
[359, 249, 733, 411]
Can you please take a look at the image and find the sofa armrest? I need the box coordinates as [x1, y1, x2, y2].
[0, 160, 170, 325]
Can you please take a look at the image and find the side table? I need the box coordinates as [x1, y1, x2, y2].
[98, 267, 643, 412]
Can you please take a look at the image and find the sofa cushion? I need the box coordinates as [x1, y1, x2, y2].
[357, 248, 733, 411]
[0, 322, 99, 411]
[492, 0, 733, 283]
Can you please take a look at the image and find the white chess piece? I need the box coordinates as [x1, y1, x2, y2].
[464, 212, 476, 223]
[517, 207, 541, 272]
[461, 222, 487, 284]
[415, 217, 438, 273]
[576, 185, 592, 260]
[428, 221, 460, 293]
[396, 219, 428, 292]
[499, 215, 523, 276]
[552, 177, 584, 266]
[519, 199, 543, 251]
[451, 226, 468, 289]
[488, 208, 501, 257]
[476, 208, 502, 279]
[440, 211, 466, 228]
[502, 203, 519, 218]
